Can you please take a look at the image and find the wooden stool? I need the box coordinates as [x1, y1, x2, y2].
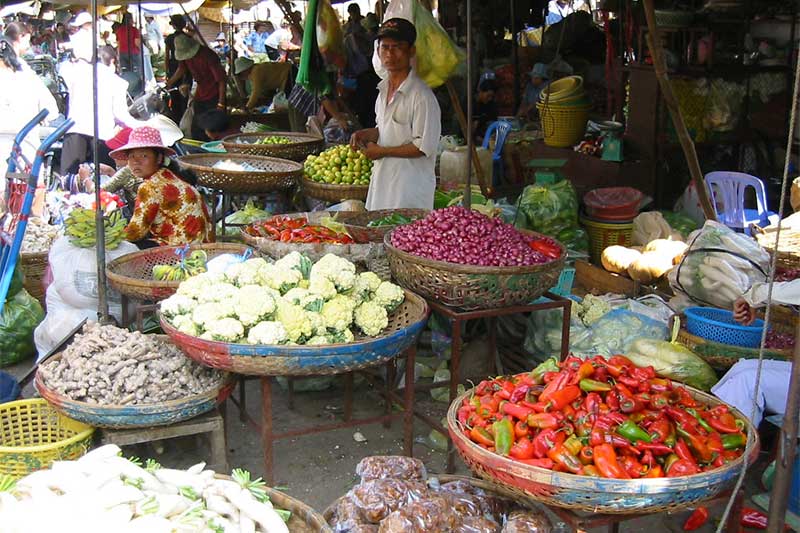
[98, 409, 229, 472]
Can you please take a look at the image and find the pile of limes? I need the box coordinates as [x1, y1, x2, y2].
[304, 145, 373, 186]
[254, 135, 292, 145]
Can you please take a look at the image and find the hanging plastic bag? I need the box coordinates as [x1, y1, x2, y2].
[0, 288, 44, 366]
[517, 180, 580, 239]
[632, 212, 674, 246]
[316, 0, 346, 70]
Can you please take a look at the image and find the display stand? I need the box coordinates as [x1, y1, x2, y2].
[413, 293, 572, 473]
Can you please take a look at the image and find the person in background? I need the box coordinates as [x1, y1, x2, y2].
[4, 22, 32, 71]
[244, 22, 270, 57]
[265, 19, 300, 61]
[196, 109, 239, 141]
[163, 15, 190, 123]
[517, 62, 549, 119]
[114, 12, 143, 95]
[167, 33, 227, 140]
[234, 57, 291, 110]
[54, 22, 70, 49]
[350, 18, 441, 210]
[362, 13, 379, 41]
[212, 32, 230, 61]
[110, 126, 209, 247]
[546, 0, 587, 25]
[474, 78, 498, 142]
[144, 15, 163, 55]
[233, 26, 249, 58]
[344, 3, 364, 36]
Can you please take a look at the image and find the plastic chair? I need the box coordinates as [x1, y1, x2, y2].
[482, 120, 512, 185]
[704, 171, 779, 235]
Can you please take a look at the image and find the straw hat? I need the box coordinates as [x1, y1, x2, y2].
[174, 34, 201, 61]
[234, 57, 254, 75]
[109, 126, 176, 159]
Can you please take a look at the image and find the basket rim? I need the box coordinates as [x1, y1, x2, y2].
[300, 176, 371, 192]
[684, 307, 764, 332]
[675, 328, 792, 359]
[447, 385, 759, 494]
[0, 398, 94, 454]
[221, 131, 323, 149]
[383, 229, 566, 275]
[176, 153, 304, 176]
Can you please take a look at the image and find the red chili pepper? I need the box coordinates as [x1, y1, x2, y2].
[740, 507, 768, 529]
[644, 465, 664, 478]
[620, 455, 645, 478]
[674, 439, 696, 464]
[592, 443, 630, 479]
[475, 380, 492, 396]
[648, 377, 673, 393]
[545, 385, 581, 411]
[279, 228, 293, 242]
[616, 374, 641, 389]
[457, 405, 473, 426]
[668, 458, 700, 477]
[648, 416, 672, 443]
[677, 425, 713, 463]
[630, 365, 656, 381]
[509, 437, 536, 460]
[532, 428, 564, 459]
[578, 446, 594, 464]
[683, 507, 709, 530]
[539, 371, 571, 403]
[469, 426, 495, 447]
[526, 412, 561, 429]
[665, 407, 702, 433]
[636, 442, 674, 456]
[592, 365, 609, 383]
[514, 420, 530, 439]
[606, 390, 621, 411]
[649, 392, 671, 411]
[561, 402, 577, 421]
[706, 432, 724, 454]
[500, 401, 534, 421]
[530, 239, 561, 259]
[570, 361, 596, 384]
[703, 411, 740, 434]
[674, 386, 700, 408]
[509, 383, 530, 403]
[547, 444, 584, 474]
[518, 458, 555, 469]
[584, 392, 602, 415]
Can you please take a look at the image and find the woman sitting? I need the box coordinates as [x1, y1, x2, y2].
[109, 126, 210, 247]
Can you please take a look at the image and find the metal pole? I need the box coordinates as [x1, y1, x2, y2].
[510, 0, 520, 113]
[464, 0, 473, 209]
[91, 0, 109, 321]
[138, 3, 145, 95]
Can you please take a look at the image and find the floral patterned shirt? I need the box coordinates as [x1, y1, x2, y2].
[124, 168, 210, 246]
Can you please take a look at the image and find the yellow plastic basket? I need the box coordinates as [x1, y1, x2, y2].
[538, 103, 591, 148]
[580, 215, 634, 264]
[0, 399, 94, 478]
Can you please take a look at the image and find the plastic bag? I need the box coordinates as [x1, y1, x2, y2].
[0, 288, 44, 366]
[316, 0, 346, 69]
[356, 455, 427, 482]
[660, 210, 699, 238]
[517, 180, 579, 238]
[632, 212, 673, 246]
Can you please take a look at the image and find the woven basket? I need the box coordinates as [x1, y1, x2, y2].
[447, 386, 759, 514]
[35, 354, 235, 429]
[341, 209, 428, 244]
[221, 132, 324, 162]
[580, 214, 634, 264]
[106, 243, 253, 301]
[537, 102, 590, 148]
[161, 289, 428, 376]
[676, 328, 791, 371]
[176, 153, 303, 194]
[384, 230, 566, 311]
[754, 226, 800, 270]
[655, 9, 694, 27]
[301, 177, 370, 203]
[19, 251, 48, 305]
[0, 399, 94, 479]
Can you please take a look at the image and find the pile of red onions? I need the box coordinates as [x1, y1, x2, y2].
[765, 329, 795, 351]
[390, 206, 556, 267]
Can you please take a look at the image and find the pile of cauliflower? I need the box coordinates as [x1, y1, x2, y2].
[159, 252, 405, 345]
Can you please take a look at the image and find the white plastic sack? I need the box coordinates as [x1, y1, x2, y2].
[34, 286, 98, 360]
[632, 212, 673, 246]
[372, 0, 414, 82]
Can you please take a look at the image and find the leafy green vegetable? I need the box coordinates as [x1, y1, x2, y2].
[0, 474, 16, 493]
[232, 468, 269, 503]
[0, 288, 44, 366]
[367, 214, 416, 227]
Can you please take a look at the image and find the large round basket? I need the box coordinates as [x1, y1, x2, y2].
[35, 357, 235, 429]
[447, 386, 759, 514]
[676, 328, 791, 371]
[19, 251, 48, 305]
[161, 289, 428, 376]
[106, 243, 254, 301]
[221, 132, 324, 162]
[0, 398, 94, 479]
[384, 230, 566, 311]
[754, 226, 800, 270]
[301, 177, 370, 203]
[176, 153, 303, 194]
[341, 209, 429, 244]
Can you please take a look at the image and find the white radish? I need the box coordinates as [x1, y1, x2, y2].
[223, 485, 288, 533]
[124, 514, 174, 533]
[206, 494, 240, 521]
[97, 485, 144, 509]
[154, 468, 209, 493]
[238, 513, 256, 533]
[77, 444, 122, 465]
[186, 462, 207, 475]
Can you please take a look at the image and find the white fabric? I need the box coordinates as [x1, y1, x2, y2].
[60, 61, 143, 139]
[743, 280, 800, 308]
[0, 68, 59, 172]
[365, 70, 440, 210]
[145, 20, 164, 51]
[265, 28, 291, 50]
[711, 359, 790, 426]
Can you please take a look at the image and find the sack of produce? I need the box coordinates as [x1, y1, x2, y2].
[660, 210, 698, 239]
[316, 0, 346, 69]
[669, 220, 769, 309]
[632, 212, 673, 246]
[0, 288, 44, 367]
[578, 308, 669, 357]
[517, 180, 587, 251]
[523, 295, 607, 361]
[217, 199, 270, 237]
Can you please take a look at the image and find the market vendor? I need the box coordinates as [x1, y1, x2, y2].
[233, 57, 292, 110]
[350, 18, 441, 211]
[517, 63, 549, 119]
[109, 126, 209, 248]
[196, 109, 241, 141]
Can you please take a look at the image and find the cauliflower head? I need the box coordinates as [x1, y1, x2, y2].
[235, 285, 277, 326]
[329, 328, 355, 344]
[310, 254, 356, 292]
[224, 257, 269, 287]
[204, 317, 245, 342]
[275, 300, 313, 343]
[176, 271, 223, 299]
[308, 276, 337, 300]
[274, 251, 313, 279]
[307, 311, 328, 336]
[305, 335, 331, 346]
[259, 263, 302, 294]
[160, 294, 194, 317]
[284, 287, 324, 312]
[372, 281, 405, 312]
[197, 282, 239, 304]
[353, 300, 389, 337]
[321, 294, 356, 332]
[357, 271, 382, 294]
[247, 321, 288, 345]
[171, 314, 199, 336]
[191, 301, 235, 329]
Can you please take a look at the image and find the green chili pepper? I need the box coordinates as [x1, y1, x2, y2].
[685, 408, 713, 433]
[721, 433, 746, 450]
[530, 357, 560, 384]
[616, 419, 652, 444]
[579, 378, 613, 392]
[492, 418, 515, 456]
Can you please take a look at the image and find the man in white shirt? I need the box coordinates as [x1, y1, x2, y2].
[264, 20, 299, 60]
[144, 15, 164, 55]
[350, 18, 440, 210]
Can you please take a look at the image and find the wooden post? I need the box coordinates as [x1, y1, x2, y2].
[642, 0, 716, 221]
[445, 81, 490, 196]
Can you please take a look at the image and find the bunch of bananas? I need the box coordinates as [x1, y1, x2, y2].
[152, 250, 208, 281]
[65, 208, 127, 250]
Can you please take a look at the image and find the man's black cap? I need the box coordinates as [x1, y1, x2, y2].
[376, 18, 416, 46]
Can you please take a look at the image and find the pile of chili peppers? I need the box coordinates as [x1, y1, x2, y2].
[244, 215, 354, 244]
[458, 355, 748, 479]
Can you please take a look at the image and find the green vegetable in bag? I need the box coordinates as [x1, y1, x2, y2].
[518, 180, 579, 238]
[660, 211, 698, 238]
[0, 288, 44, 367]
[626, 320, 717, 391]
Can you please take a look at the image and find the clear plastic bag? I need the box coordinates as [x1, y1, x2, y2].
[356, 456, 427, 482]
[0, 288, 44, 366]
[517, 181, 579, 239]
[351, 479, 428, 523]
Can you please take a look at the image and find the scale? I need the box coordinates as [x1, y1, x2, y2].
[525, 158, 567, 184]
[596, 121, 624, 162]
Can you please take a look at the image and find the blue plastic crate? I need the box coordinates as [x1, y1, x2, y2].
[549, 267, 576, 297]
[684, 307, 765, 348]
[0, 371, 19, 404]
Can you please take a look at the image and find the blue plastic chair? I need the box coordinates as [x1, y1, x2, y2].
[704, 171, 779, 235]
[482, 120, 512, 185]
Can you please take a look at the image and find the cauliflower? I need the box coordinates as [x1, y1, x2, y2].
[284, 288, 324, 312]
[372, 281, 405, 312]
[224, 257, 269, 287]
[308, 276, 337, 300]
[170, 314, 199, 336]
[235, 285, 277, 326]
[345, 271, 383, 305]
[329, 328, 355, 344]
[305, 335, 331, 345]
[310, 254, 356, 292]
[191, 301, 235, 329]
[159, 294, 194, 317]
[176, 271, 223, 299]
[259, 263, 302, 294]
[197, 282, 239, 304]
[320, 294, 356, 332]
[275, 300, 313, 343]
[204, 317, 245, 342]
[247, 321, 288, 345]
[274, 251, 313, 279]
[353, 300, 389, 336]
[307, 311, 328, 336]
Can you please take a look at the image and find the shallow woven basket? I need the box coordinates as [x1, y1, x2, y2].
[176, 153, 303, 194]
[19, 251, 48, 305]
[448, 386, 759, 514]
[341, 209, 429, 244]
[0, 398, 94, 479]
[106, 243, 253, 301]
[160, 289, 428, 376]
[754, 226, 800, 270]
[221, 132, 324, 162]
[301, 177, 370, 203]
[676, 328, 791, 371]
[384, 230, 566, 311]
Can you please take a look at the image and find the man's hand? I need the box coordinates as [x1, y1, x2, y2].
[350, 129, 370, 150]
[733, 297, 756, 326]
[363, 142, 384, 161]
